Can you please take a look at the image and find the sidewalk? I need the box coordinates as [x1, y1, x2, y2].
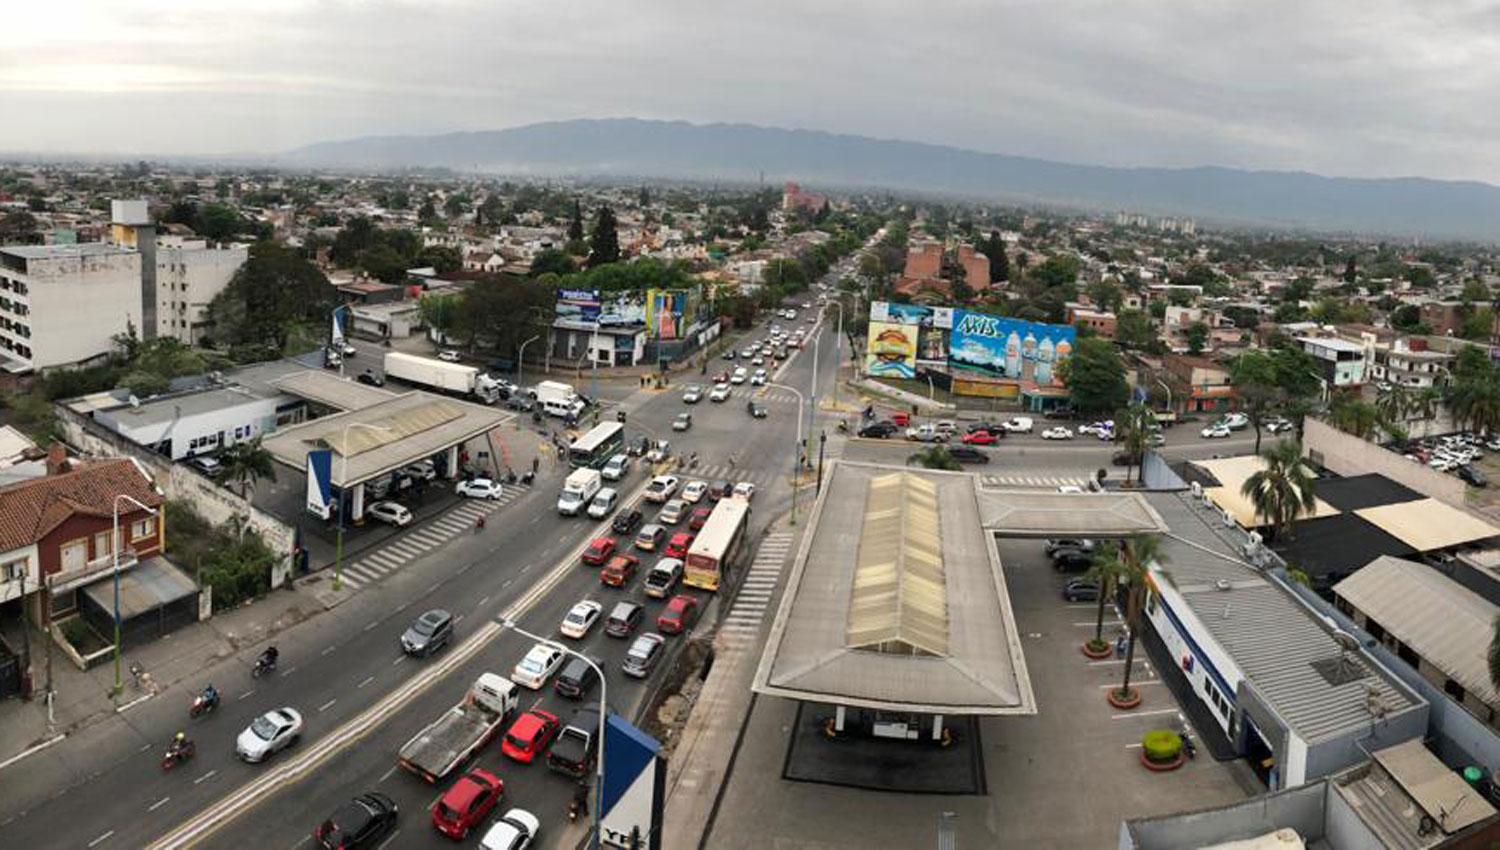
[0, 581, 331, 765]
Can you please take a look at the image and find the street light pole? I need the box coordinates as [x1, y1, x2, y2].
[112, 494, 158, 700]
[333, 422, 394, 591]
[501, 618, 605, 848]
[828, 300, 846, 410]
[771, 382, 806, 524]
[516, 334, 540, 388]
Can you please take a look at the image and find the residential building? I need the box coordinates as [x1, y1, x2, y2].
[0, 243, 142, 374]
[902, 240, 944, 279]
[1298, 335, 1369, 393]
[153, 237, 247, 345]
[781, 181, 827, 214]
[1065, 303, 1117, 338]
[1161, 353, 1235, 413]
[1368, 337, 1453, 390]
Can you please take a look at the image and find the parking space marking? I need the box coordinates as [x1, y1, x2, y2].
[1111, 707, 1179, 720]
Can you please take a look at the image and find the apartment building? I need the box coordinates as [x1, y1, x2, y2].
[154, 236, 247, 345]
[0, 243, 142, 373]
[1297, 335, 1369, 393]
[1368, 337, 1453, 389]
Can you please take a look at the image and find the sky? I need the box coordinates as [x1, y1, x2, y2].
[3, 0, 1497, 185]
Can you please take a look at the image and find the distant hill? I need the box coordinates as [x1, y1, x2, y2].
[282, 118, 1500, 241]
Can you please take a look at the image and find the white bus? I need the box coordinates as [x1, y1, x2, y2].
[684, 498, 749, 592]
[568, 422, 625, 469]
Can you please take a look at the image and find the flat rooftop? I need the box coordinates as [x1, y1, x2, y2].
[268, 369, 397, 412]
[94, 385, 270, 427]
[1, 243, 133, 260]
[753, 462, 1036, 715]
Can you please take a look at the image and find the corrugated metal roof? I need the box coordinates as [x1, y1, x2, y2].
[846, 473, 949, 657]
[1334, 556, 1497, 707]
[269, 370, 398, 412]
[1150, 492, 1422, 744]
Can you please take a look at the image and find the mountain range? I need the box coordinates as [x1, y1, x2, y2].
[283, 118, 1500, 241]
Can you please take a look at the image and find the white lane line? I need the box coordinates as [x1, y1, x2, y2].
[454, 615, 465, 625]
[88, 830, 115, 847]
[193, 769, 217, 785]
[321, 646, 336, 657]
[478, 595, 491, 607]
[529, 516, 542, 525]
[358, 676, 375, 689]
[140, 743, 152, 753]
[427, 581, 441, 593]
[238, 690, 254, 701]
[281, 667, 297, 677]
[318, 699, 337, 713]
[392, 655, 406, 666]
[379, 765, 397, 783]
[1111, 707, 1181, 720]
[363, 621, 378, 632]
[148, 796, 171, 812]
[375, 829, 400, 850]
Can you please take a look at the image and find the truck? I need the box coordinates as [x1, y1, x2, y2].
[397, 673, 519, 783]
[534, 380, 585, 419]
[545, 707, 600, 778]
[383, 352, 503, 404]
[557, 468, 603, 516]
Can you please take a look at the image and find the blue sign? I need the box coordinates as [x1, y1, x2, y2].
[305, 449, 333, 519]
[600, 713, 663, 850]
[948, 309, 1075, 386]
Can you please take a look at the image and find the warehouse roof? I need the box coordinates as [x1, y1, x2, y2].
[1334, 556, 1498, 710]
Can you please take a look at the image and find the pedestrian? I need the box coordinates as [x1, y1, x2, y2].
[531, 456, 539, 476]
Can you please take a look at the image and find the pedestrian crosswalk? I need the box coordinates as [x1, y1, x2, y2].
[684, 464, 775, 485]
[719, 532, 795, 653]
[980, 474, 1093, 490]
[336, 485, 531, 590]
[753, 390, 802, 406]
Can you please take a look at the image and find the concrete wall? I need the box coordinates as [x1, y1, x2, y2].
[1302, 417, 1465, 506]
[18, 251, 142, 370]
[1321, 772, 1385, 850]
[1120, 780, 1327, 849]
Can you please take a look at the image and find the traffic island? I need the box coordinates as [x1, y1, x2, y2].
[1106, 686, 1142, 710]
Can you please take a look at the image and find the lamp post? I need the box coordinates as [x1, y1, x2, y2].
[112, 494, 158, 700]
[499, 618, 605, 848]
[771, 382, 806, 524]
[516, 334, 540, 388]
[333, 422, 395, 591]
[827, 299, 846, 409]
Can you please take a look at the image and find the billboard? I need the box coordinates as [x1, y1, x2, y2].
[948, 309, 1074, 386]
[600, 714, 665, 850]
[864, 321, 918, 379]
[555, 289, 647, 327]
[305, 449, 333, 520]
[870, 301, 953, 329]
[644, 288, 699, 340]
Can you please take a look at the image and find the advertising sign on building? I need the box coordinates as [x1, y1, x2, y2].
[864, 321, 918, 379]
[305, 449, 333, 520]
[600, 714, 665, 850]
[948, 309, 1075, 386]
[556, 289, 647, 327]
[870, 301, 953, 329]
[644, 288, 699, 340]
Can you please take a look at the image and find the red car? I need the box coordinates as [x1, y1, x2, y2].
[600, 553, 640, 588]
[657, 595, 700, 634]
[688, 507, 713, 531]
[961, 431, 999, 446]
[664, 532, 694, 559]
[581, 536, 616, 566]
[430, 768, 503, 839]
[500, 708, 560, 764]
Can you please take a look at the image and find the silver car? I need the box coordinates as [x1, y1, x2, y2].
[236, 707, 303, 763]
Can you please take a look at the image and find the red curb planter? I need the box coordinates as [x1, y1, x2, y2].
[1081, 642, 1114, 659]
[1107, 688, 1142, 709]
[1140, 751, 1184, 772]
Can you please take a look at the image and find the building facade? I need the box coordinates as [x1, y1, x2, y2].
[1298, 336, 1369, 393]
[0, 244, 142, 373]
[154, 238, 247, 345]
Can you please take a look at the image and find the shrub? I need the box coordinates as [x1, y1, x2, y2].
[1141, 729, 1182, 763]
[164, 500, 277, 609]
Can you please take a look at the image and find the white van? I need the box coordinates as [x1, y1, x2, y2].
[543, 397, 584, 418]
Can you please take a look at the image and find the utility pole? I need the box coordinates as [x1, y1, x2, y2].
[816, 431, 827, 494]
[17, 565, 29, 700]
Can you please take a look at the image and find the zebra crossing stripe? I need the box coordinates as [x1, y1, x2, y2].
[334, 572, 362, 588]
[366, 550, 404, 569]
[361, 561, 392, 575]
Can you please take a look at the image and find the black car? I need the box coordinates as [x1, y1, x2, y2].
[1062, 579, 1101, 602]
[948, 446, 991, 465]
[708, 480, 734, 501]
[315, 792, 398, 849]
[1459, 464, 1489, 487]
[355, 370, 384, 387]
[554, 656, 601, 699]
[859, 421, 898, 439]
[400, 609, 453, 657]
[611, 508, 643, 535]
[748, 402, 767, 419]
[1052, 548, 1094, 572]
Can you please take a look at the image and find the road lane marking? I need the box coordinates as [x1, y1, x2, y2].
[478, 595, 490, 607]
[88, 830, 114, 847]
[375, 830, 400, 850]
[149, 796, 171, 812]
[139, 743, 152, 753]
[391, 656, 406, 666]
[357, 676, 375, 689]
[318, 699, 337, 713]
[320, 647, 335, 656]
[363, 622, 378, 632]
[237, 691, 254, 701]
[193, 770, 217, 785]
[280, 667, 297, 677]
[1111, 707, 1180, 720]
[378, 765, 397, 783]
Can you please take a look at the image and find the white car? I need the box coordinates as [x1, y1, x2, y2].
[659, 498, 689, 524]
[479, 809, 540, 850]
[730, 367, 748, 385]
[456, 478, 504, 499]
[680, 480, 708, 503]
[510, 642, 566, 690]
[1201, 424, 1231, 439]
[646, 440, 671, 463]
[682, 385, 704, 404]
[1057, 485, 1085, 494]
[559, 600, 603, 639]
[235, 707, 303, 763]
[710, 383, 732, 402]
[601, 453, 630, 481]
[1001, 417, 1034, 433]
[402, 460, 437, 481]
[750, 369, 768, 386]
[751, 356, 765, 366]
[1223, 412, 1250, 430]
[437, 350, 461, 363]
[586, 487, 618, 519]
[1041, 427, 1074, 440]
[1078, 421, 1113, 437]
[644, 474, 680, 503]
[732, 482, 756, 501]
[366, 501, 412, 527]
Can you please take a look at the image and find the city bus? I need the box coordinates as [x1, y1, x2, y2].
[684, 498, 749, 592]
[568, 422, 625, 469]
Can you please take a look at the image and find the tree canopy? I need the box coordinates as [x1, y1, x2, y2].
[205, 242, 335, 350]
[1062, 337, 1128, 414]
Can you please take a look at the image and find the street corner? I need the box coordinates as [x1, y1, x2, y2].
[296, 570, 358, 610]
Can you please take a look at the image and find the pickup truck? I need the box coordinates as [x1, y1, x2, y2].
[546, 707, 601, 778]
[398, 673, 519, 783]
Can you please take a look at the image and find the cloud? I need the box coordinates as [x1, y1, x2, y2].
[0, 0, 1495, 183]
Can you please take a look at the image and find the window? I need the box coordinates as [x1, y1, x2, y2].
[1445, 679, 1467, 702]
[2, 559, 25, 582]
[132, 517, 155, 540]
[1397, 642, 1421, 668]
[93, 530, 114, 559]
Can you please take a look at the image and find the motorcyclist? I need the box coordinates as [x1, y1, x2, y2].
[571, 781, 589, 819]
[259, 646, 279, 668]
[170, 731, 191, 757]
[200, 683, 219, 707]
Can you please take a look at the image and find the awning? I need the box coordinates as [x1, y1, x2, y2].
[81, 556, 197, 620]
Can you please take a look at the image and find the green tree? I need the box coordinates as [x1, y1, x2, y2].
[218, 436, 278, 503]
[1231, 350, 1279, 454]
[418, 292, 462, 340]
[568, 199, 585, 242]
[1084, 550, 1127, 655]
[361, 244, 409, 284]
[587, 205, 620, 267]
[1115, 403, 1155, 486]
[1343, 256, 1357, 284]
[979, 230, 1009, 283]
[1374, 383, 1412, 432]
[1241, 439, 1317, 541]
[1115, 309, 1155, 350]
[196, 203, 243, 242]
[1086, 278, 1124, 313]
[1097, 535, 1166, 706]
[1461, 308, 1494, 341]
[205, 242, 335, 350]
[478, 194, 506, 228]
[1329, 391, 1381, 438]
[530, 248, 575, 277]
[0, 210, 42, 244]
[1185, 321, 1209, 354]
[443, 194, 466, 219]
[417, 196, 438, 224]
[417, 245, 461, 274]
[905, 445, 961, 471]
[1061, 337, 1128, 414]
[1028, 255, 1081, 288]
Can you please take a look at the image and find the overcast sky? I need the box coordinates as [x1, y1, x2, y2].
[3, 0, 1497, 184]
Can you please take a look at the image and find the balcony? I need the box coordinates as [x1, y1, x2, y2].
[51, 549, 140, 594]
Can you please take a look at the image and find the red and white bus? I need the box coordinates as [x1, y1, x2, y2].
[684, 498, 749, 592]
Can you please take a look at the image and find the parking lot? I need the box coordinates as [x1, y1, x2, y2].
[706, 538, 1257, 849]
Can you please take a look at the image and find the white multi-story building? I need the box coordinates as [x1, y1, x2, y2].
[153, 237, 247, 345]
[0, 243, 142, 373]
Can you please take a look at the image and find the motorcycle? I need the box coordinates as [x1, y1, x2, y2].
[837, 420, 850, 434]
[251, 655, 277, 679]
[568, 799, 581, 822]
[161, 740, 196, 772]
[519, 471, 535, 486]
[1179, 725, 1197, 760]
[189, 691, 219, 719]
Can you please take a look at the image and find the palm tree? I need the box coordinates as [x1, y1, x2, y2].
[1084, 546, 1128, 653]
[1113, 403, 1155, 486]
[1099, 535, 1167, 706]
[905, 445, 960, 471]
[219, 436, 277, 502]
[1375, 383, 1410, 432]
[1410, 386, 1442, 438]
[1240, 439, 1317, 541]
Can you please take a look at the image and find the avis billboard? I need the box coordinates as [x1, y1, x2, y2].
[948, 309, 1074, 386]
